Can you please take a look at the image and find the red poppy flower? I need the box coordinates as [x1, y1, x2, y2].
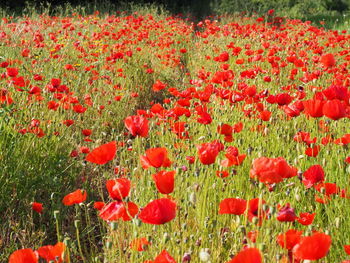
[217, 124, 232, 136]
[277, 203, 297, 222]
[130, 237, 150, 251]
[152, 170, 175, 194]
[247, 230, 258, 243]
[153, 250, 176, 263]
[302, 165, 325, 188]
[63, 119, 74, 127]
[233, 122, 243, 133]
[345, 156, 350, 164]
[219, 198, 247, 215]
[323, 85, 348, 100]
[31, 202, 43, 214]
[293, 131, 316, 146]
[37, 242, 65, 263]
[186, 156, 195, 164]
[314, 182, 339, 196]
[106, 178, 131, 200]
[297, 212, 316, 225]
[247, 198, 268, 223]
[259, 110, 272, 121]
[9, 249, 38, 263]
[139, 198, 176, 225]
[320, 53, 336, 68]
[86, 141, 117, 165]
[303, 99, 324, 118]
[305, 145, 320, 157]
[73, 104, 87, 113]
[80, 146, 90, 154]
[283, 103, 302, 117]
[62, 189, 87, 206]
[153, 80, 167, 92]
[277, 229, 303, 250]
[344, 245, 350, 255]
[82, 129, 92, 136]
[99, 201, 138, 221]
[214, 51, 229, 62]
[250, 157, 297, 184]
[216, 170, 229, 178]
[6, 67, 19, 77]
[227, 247, 262, 263]
[124, 115, 149, 137]
[196, 106, 213, 124]
[323, 99, 347, 120]
[171, 121, 189, 139]
[140, 147, 172, 169]
[94, 201, 105, 211]
[221, 146, 246, 167]
[197, 142, 220, 165]
[293, 232, 331, 260]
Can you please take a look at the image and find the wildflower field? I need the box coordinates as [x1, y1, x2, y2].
[1, 7, 350, 263]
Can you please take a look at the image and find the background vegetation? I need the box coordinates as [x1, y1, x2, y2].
[0, 0, 350, 27]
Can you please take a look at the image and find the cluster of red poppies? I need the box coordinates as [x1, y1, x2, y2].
[2, 8, 350, 263]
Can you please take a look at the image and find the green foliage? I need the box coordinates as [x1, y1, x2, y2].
[213, 0, 349, 19]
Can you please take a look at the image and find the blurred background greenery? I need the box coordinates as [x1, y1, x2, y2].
[0, 0, 349, 30]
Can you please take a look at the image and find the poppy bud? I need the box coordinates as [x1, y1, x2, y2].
[74, 220, 80, 228]
[106, 241, 112, 249]
[182, 252, 191, 262]
[163, 232, 170, 243]
[335, 217, 340, 228]
[110, 222, 118, 230]
[53, 210, 60, 219]
[63, 237, 71, 247]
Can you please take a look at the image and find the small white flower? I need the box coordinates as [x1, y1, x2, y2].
[199, 249, 210, 262]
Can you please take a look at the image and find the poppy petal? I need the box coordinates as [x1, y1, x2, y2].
[86, 141, 117, 165]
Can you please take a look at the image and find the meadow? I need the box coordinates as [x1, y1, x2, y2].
[1, 5, 350, 263]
